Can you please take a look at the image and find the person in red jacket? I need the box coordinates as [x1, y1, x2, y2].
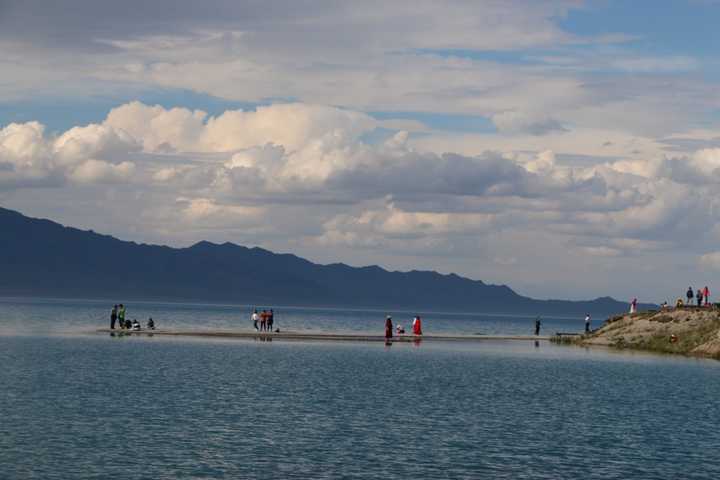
[703, 286, 710, 306]
[412, 316, 423, 335]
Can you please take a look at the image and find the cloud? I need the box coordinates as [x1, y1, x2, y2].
[492, 111, 567, 135]
[0, 120, 138, 189]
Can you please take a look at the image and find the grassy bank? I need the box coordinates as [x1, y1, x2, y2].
[553, 307, 720, 360]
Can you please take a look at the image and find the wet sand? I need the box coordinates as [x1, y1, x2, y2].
[96, 329, 551, 342]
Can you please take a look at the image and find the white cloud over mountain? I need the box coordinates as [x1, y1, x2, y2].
[3, 100, 720, 302]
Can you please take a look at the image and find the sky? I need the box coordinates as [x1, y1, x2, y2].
[2, 0, 720, 302]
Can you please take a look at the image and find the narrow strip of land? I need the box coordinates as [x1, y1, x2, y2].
[95, 329, 551, 342]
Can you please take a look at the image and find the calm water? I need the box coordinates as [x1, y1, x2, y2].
[2, 298, 720, 479]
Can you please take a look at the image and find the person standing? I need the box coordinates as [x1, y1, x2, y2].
[630, 298, 638, 314]
[260, 310, 268, 332]
[118, 304, 126, 329]
[584, 314, 591, 334]
[534, 317, 541, 336]
[412, 316, 423, 335]
[252, 310, 259, 331]
[267, 309, 274, 332]
[686, 287, 694, 307]
[110, 305, 118, 330]
[385, 316, 393, 340]
[703, 286, 711, 306]
[697, 289, 703, 307]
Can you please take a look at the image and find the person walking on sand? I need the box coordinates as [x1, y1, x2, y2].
[686, 287, 694, 307]
[534, 317, 541, 336]
[584, 314, 591, 334]
[252, 309, 259, 331]
[703, 286, 710, 306]
[412, 316, 423, 335]
[697, 289, 703, 307]
[630, 298, 637, 314]
[385, 316, 393, 340]
[110, 305, 118, 330]
[118, 304, 126, 329]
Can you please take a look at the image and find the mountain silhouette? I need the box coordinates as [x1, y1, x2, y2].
[0, 206, 646, 315]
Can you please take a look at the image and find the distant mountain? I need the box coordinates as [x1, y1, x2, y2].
[0, 206, 648, 316]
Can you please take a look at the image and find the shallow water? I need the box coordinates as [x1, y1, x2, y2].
[0, 296, 597, 336]
[2, 298, 720, 479]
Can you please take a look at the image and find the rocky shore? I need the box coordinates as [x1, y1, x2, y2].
[561, 307, 720, 360]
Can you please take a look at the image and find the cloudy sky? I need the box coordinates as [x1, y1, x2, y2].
[2, 0, 720, 301]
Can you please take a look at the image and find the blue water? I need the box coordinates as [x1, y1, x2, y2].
[2, 298, 720, 479]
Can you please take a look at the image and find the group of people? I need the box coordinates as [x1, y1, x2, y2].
[384, 315, 423, 339]
[683, 286, 711, 307]
[110, 304, 155, 331]
[251, 309, 276, 332]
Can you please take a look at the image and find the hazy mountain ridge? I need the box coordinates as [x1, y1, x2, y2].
[0, 206, 645, 315]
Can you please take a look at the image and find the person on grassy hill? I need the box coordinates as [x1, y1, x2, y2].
[703, 286, 710, 306]
[686, 287, 694, 306]
[585, 314, 591, 333]
[630, 298, 638, 314]
[697, 289, 703, 307]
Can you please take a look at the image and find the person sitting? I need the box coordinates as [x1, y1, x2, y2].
[676, 298, 684, 308]
[131, 319, 141, 331]
[396, 324, 405, 335]
[147, 318, 155, 330]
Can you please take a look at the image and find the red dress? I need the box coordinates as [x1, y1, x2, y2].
[413, 317, 423, 335]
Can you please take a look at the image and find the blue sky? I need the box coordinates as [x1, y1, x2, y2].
[2, 0, 720, 301]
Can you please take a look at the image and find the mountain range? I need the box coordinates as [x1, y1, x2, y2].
[0, 206, 645, 316]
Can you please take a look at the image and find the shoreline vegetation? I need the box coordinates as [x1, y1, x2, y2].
[553, 307, 720, 360]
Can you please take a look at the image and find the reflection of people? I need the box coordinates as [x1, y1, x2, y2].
[412, 316, 423, 335]
[534, 317, 541, 336]
[584, 314, 591, 333]
[385, 316, 393, 339]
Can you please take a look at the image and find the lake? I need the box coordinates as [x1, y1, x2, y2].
[1, 297, 719, 479]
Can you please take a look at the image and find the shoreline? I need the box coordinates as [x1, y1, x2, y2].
[95, 329, 552, 343]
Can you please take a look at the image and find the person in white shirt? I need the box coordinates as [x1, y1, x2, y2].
[584, 314, 591, 334]
[252, 310, 259, 331]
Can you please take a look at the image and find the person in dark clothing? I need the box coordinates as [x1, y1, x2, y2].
[385, 316, 393, 339]
[268, 309, 274, 332]
[124, 319, 132, 329]
[534, 317, 541, 336]
[697, 289, 704, 306]
[147, 318, 155, 330]
[687, 287, 694, 306]
[110, 305, 118, 330]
